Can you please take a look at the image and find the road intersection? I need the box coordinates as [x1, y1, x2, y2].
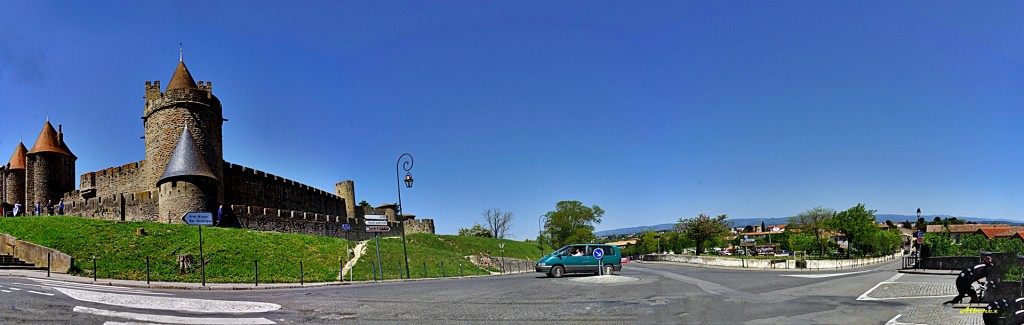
[1, 259, 986, 324]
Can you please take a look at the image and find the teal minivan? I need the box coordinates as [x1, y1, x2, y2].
[535, 244, 622, 277]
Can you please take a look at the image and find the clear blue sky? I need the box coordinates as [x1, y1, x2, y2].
[2, 2, 1023, 239]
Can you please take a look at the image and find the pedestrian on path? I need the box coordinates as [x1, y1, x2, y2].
[58, 199, 65, 215]
[944, 255, 993, 304]
[34, 201, 41, 216]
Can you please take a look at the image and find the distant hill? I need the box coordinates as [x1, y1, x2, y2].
[595, 214, 1023, 237]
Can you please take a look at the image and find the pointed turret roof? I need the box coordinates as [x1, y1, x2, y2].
[27, 121, 75, 158]
[7, 141, 27, 169]
[165, 60, 198, 91]
[158, 126, 217, 184]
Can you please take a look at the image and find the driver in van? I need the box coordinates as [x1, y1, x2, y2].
[572, 248, 583, 256]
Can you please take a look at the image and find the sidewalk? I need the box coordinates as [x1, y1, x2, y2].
[0, 268, 523, 291]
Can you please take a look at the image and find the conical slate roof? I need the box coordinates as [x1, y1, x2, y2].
[158, 126, 216, 184]
[27, 121, 74, 157]
[165, 60, 198, 91]
[7, 141, 27, 169]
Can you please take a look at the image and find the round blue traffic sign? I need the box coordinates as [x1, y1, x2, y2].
[593, 247, 604, 259]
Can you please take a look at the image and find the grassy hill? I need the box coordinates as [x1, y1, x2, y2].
[0, 216, 547, 283]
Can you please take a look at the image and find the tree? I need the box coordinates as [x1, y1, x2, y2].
[458, 224, 492, 237]
[788, 206, 835, 257]
[542, 200, 604, 248]
[915, 217, 927, 231]
[676, 214, 731, 256]
[743, 225, 754, 233]
[901, 221, 913, 229]
[830, 204, 877, 258]
[885, 220, 897, 229]
[482, 208, 514, 239]
[358, 200, 372, 209]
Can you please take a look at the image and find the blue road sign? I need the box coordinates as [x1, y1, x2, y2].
[343, 224, 351, 231]
[181, 212, 213, 226]
[593, 247, 604, 259]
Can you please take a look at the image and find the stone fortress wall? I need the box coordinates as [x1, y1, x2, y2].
[6, 56, 435, 241]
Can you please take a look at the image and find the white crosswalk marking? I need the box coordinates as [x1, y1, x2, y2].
[54, 287, 281, 313]
[22, 279, 171, 295]
[27, 290, 54, 296]
[74, 306, 276, 325]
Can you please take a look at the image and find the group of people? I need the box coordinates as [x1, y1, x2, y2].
[6, 199, 65, 217]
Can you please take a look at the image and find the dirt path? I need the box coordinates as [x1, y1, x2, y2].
[341, 240, 368, 279]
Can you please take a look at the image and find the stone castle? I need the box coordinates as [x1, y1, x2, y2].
[1, 57, 434, 241]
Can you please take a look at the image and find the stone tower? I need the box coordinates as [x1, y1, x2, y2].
[157, 126, 219, 223]
[143, 58, 223, 203]
[3, 141, 28, 208]
[25, 121, 76, 208]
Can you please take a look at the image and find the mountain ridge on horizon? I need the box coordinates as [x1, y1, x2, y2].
[595, 214, 1024, 237]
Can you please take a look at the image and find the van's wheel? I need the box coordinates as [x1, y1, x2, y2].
[603, 264, 614, 275]
[550, 266, 565, 278]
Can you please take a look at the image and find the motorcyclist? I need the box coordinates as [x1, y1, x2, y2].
[945, 255, 994, 305]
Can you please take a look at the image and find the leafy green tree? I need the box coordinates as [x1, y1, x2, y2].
[788, 206, 835, 257]
[901, 221, 913, 229]
[676, 214, 731, 256]
[885, 220, 897, 229]
[915, 217, 927, 231]
[743, 225, 754, 233]
[786, 231, 819, 253]
[457, 224, 492, 237]
[542, 200, 604, 248]
[829, 204, 877, 258]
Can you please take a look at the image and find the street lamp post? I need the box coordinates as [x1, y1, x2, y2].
[654, 235, 661, 254]
[397, 153, 414, 279]
[538, 215, 547, 254]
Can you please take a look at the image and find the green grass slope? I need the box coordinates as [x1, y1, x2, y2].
[0, 216, 551, 283]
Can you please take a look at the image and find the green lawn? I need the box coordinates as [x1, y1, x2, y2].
[0, 216, 549, 283]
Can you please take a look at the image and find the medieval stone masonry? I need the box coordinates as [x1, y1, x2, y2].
[1, 56, 434, 241]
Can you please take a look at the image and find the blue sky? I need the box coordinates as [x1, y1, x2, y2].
[2, 2, 1023, 239]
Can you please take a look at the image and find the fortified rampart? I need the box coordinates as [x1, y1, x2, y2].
[61, 190, 160, 222]
[79, 161, 147, 198]
[404, 218, 435, 235]
[223, 162, 344, 217]
[232, 205, 404, 241]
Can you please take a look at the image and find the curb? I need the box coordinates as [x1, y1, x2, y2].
[897, 269, 959, 276]
[0, 269, 533, 291]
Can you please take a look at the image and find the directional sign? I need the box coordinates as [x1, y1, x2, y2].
[182, 212, 213, 226]
[366, 225, 391, 232]
[366, 220, 388, 226]
[365, 214, 387, 220]
[593, 247, 605, 259]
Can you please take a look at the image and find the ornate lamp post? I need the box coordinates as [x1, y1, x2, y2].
[397, 153, 414, 278]
[538, 215, 548, 254]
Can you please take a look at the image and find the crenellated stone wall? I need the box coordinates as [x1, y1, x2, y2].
[79, 161, 147, 199]
[224, 162, 344, 217]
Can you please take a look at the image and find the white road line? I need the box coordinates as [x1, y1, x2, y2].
[29, 278, 171, 295]
[18, 281, 170, 296]
[1, 290, 10, 293]
[9, 287, 21, 291]
[74, 306, 276, 325]
[885, 313, 927, 325]
[55, 287, 281, 314]
[856, 273, 903, 301]
[27, 290, 55, 296]
[779, 268, 878, 278]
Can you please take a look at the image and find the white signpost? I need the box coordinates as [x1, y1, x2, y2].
[365, 215, 388, 280]
[181, 211, 213, 286]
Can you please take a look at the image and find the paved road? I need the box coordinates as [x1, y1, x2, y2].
[0, 260, 985, 324]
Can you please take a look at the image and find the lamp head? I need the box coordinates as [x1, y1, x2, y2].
[404, 172, 414, 188]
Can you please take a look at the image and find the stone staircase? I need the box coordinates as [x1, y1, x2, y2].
[0, 254, 46, 270]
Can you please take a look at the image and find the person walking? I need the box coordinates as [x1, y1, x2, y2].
[34, 201, 41, 216]
[216, 205, 223, 226]
[46, 199, 53, 215]
[58, 199, 65, 215]
[945, 255, 994, 304]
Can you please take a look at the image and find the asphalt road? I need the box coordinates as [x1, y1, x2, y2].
[0, 260, 972, 324]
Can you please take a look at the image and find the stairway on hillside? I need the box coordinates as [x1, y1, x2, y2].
[0, 254, 47, 270]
